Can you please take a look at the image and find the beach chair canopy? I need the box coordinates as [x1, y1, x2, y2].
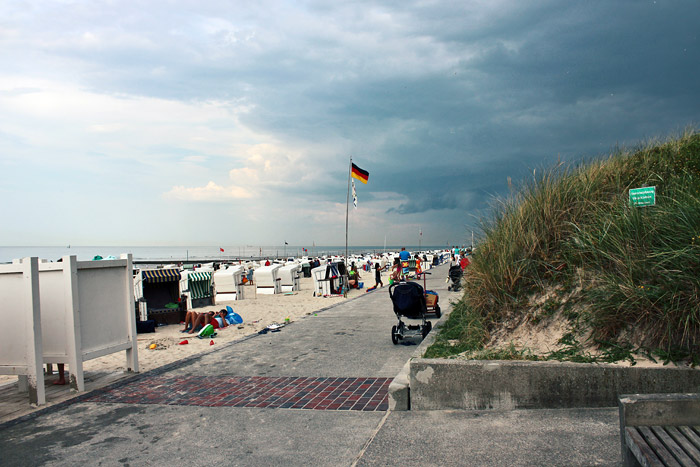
[142, 269, 181, 283]
[186, 271, 212, 299]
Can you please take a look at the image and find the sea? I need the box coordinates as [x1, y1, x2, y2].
[0, 245, 449, 264]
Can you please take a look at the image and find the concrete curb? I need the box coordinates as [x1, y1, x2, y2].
[409, 358, 700, 411]
[388, 307, 451, 411]
[388, 291, 700, 412]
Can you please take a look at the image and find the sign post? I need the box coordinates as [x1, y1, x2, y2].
[629, 186, 656, 207]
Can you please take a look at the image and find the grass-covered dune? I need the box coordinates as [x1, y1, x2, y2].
[428, 130, 700, 365]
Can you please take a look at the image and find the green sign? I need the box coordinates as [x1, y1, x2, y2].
[629, 186, 656, 207]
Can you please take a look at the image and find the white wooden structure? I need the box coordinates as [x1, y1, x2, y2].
[311, 265, 326, 296]
[253, 264, 282, 295]
[133, 266, 182, 322]
[278, 264, 301, 292]
[0, 258, 45, 405]
[38, 254, 139, 391]
[213, 264, 245, 301]
[180, 269, 213, 308]
[311, 263, 344, 297]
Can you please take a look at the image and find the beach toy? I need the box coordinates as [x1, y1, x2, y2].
[198, 324, 215, 338]
[210, 340, 214, 346]
[149, 343, 157, 350]
[226, 305, 243, 324]
[178, 339, 188, 345]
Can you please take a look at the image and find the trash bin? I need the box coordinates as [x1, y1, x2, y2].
[302, 263, 312, 278]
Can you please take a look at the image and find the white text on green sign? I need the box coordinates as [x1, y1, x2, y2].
[629, 186, 656, 207]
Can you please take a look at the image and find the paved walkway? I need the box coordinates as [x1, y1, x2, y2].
[0, 264, 622, 466]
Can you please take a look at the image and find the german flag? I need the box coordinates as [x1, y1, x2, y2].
[351, 163, 369, 184]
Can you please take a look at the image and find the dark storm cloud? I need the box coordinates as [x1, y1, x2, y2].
[227, 1, 699, 218]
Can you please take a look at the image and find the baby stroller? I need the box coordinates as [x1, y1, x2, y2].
[389, 281, 432, 345]
[447, 265, 463, 291]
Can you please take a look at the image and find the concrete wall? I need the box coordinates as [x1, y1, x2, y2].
[409, 359, 700, 410]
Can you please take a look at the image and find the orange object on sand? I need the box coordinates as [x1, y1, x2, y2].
[178, 339, 189, 345]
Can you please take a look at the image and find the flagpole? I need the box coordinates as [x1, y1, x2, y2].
[344, 157, 353, 296]
[345, 156, 352, 265]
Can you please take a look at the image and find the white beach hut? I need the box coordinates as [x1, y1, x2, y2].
[254, 264, 282, 295]
[278, 263, 301, 292]
[214, 264, 245, 301]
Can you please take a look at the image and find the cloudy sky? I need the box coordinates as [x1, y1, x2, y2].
[1, 1, 698, 248]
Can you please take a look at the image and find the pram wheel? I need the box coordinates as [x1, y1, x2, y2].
[434, 304, 441, 318]
[421, 321, 432, 339]
[391, 325, 399, 345]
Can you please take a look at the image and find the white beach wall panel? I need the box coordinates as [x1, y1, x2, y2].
[36, 255, 139, 391]
[0, 257, 45, 405]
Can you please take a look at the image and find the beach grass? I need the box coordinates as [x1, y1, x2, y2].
[426, 129, 700, 364]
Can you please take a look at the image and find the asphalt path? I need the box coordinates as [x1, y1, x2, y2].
[0, 264, 621, 466]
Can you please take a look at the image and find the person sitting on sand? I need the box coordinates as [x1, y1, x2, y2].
[210, 309, 229, 330]
[187, 310, 228, 334]
[182, 310, 227, 334]
[181, 310, 208, 333]
[348, 262, 361, 288]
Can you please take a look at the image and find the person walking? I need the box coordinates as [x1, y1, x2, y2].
[374, 263, 383, 288]
[399, 247, 410, 280]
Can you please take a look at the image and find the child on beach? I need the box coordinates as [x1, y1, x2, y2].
[374, 263, 383, 288]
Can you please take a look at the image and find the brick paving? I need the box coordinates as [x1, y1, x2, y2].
[85, 376, 392, 411]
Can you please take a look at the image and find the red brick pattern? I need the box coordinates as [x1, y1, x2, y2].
[85, 376, 391, 411]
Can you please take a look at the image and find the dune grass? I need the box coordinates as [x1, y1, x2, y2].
[426, 129, 700, 364]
